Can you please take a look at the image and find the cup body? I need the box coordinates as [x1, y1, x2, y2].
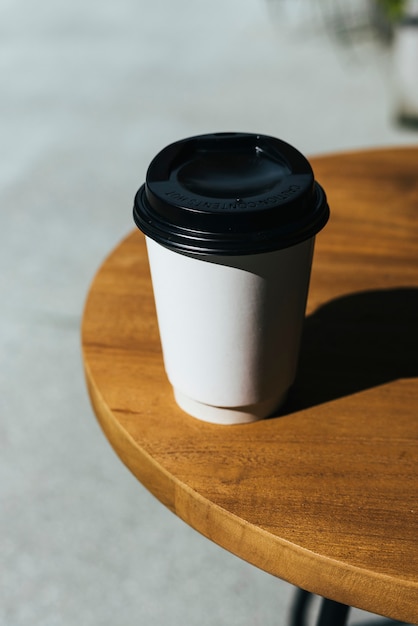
[146, 235, 314, 424]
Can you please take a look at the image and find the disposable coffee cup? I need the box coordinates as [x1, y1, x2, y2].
[133, 132, 329, 425]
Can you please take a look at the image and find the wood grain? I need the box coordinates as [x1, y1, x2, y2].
[82, 147, 418, 622]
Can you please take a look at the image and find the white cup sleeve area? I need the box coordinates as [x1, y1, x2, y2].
[145, 236, 314, 424]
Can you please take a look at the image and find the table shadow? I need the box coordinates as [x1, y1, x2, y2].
[276, 287, 418, 416]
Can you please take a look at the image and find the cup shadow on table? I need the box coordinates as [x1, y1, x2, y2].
[276, 287, 418, 417]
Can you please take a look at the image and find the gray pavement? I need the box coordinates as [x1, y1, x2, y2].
[1, 0, 417, 624]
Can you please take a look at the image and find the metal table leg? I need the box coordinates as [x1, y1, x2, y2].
[316, 598, 350, 626]
[290, 589, 350, 626]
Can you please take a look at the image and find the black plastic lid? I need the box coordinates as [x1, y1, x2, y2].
[133, 132, 329, 255]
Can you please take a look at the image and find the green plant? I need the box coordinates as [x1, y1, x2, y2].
[375, 0, 407, 20]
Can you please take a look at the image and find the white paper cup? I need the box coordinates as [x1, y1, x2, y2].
[133, 133, 329, 424]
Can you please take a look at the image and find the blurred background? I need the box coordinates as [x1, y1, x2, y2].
[1, 0, 417, 624]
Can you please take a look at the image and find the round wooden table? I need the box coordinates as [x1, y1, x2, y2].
[82, 147, 418, 624]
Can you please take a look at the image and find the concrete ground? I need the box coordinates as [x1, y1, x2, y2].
[1, 0, 416, 624]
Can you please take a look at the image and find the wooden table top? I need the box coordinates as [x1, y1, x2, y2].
[82, 147, 418, 623]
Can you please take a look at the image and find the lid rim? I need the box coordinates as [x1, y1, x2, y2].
[133, 182, 329, 256]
